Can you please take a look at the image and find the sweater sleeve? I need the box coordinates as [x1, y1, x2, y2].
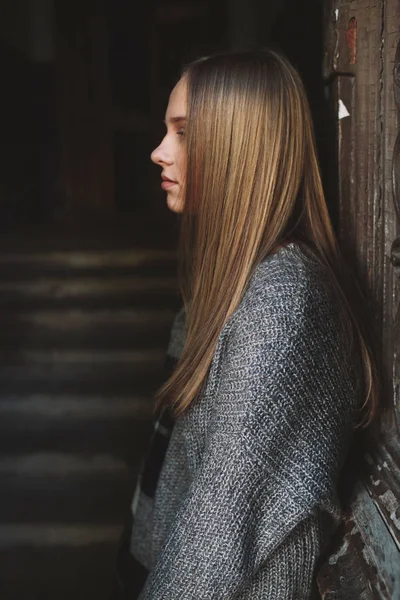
[139, 279, 356, 599]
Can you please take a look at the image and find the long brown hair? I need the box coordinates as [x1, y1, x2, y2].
[156, 49, 380, 428]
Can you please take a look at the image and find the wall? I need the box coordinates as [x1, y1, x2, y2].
[0, 0, 54, 62]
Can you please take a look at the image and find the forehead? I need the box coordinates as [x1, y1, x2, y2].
[165, 77, 187, 120]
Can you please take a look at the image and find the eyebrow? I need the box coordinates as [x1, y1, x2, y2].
[163, 116, 186, 125]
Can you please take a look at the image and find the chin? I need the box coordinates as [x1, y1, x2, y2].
[167, 193, 184, 214]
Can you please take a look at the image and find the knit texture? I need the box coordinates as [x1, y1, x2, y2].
[130, 242, 358, 599]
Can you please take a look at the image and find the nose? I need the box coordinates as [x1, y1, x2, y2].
[151, 137, 173, 166]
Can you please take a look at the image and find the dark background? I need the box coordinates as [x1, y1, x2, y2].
[0, 0, 333, 245]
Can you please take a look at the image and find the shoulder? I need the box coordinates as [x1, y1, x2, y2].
[217, 245, 356, 459]
[231, 242, 342, 340]
[220, 243, 353, 397]
[246, 242, 334, 309]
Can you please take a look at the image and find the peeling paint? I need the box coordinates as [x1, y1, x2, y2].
[361, 545, 371, 565]
[328, 538, 350, 565]
[349, 525, 358, 536]
[378, 490, 400, 532]
[389, 510, 400, 532]
[346, 17, 357, 65]
[339, 99, 350, 119]
[379, 490, 400, 531]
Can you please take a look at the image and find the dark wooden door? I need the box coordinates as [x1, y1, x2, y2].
[320, 1, 400, 598]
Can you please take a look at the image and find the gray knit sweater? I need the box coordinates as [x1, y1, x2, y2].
[131, 242, 357, 599]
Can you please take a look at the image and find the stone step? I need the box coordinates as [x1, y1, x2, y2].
[0, 349, 167, 396]
[0, 248, 177, 275]
[0, 261, 178, 282]
[0, 389, 156, 458]
[0, 453, 138, 525]
[0, 393, 154, 420]
[0, 275, 179, 311]
[0, 347, 165, 367]
[0, 394, 154, 430]
[0, 451, 131, 477]
[0, 541, 118, 599]
[0, 413, 153, 458]
[0, 523, 122, 549]
[0, 359, 166, 395]
[0, 308, 175, 350]
[2, 295, 180, 313]
[0, 276, 177, 297]
[0, 307, 175, 329]
[0, 349, 166, 397]
[1, 580, 113, 600]
[0, 294, 179, 314]
[0, 245, 174, 598]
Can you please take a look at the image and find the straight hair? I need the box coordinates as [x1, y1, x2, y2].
[155, 49, 381, 429]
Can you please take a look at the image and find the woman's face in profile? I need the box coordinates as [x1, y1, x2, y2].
[151, 77, 187, 214]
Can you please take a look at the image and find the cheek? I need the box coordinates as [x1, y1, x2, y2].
[176, 148, 187, 180]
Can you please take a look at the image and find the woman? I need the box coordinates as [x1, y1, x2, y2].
[114, 49, 380, 599]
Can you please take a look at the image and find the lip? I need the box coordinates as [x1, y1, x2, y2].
[161, 175, 178, 190]
[161, 181, 177, 190]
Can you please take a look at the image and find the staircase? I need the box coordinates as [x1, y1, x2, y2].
[0, 247, 179, 599]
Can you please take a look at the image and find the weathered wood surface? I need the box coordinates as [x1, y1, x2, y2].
[320, 0, 400, 597]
